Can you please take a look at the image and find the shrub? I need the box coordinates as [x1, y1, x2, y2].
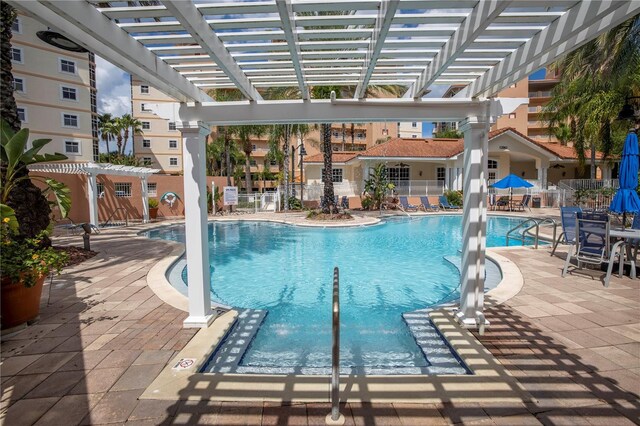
[148, 198, 159, 209]
[445, 190, 463, 207]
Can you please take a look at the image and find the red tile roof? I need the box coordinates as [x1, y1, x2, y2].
[305, 128, 604, 162]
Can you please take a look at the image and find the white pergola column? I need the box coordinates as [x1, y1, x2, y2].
[180, 122, 215, 328]
[457, 116, 489, 330]
[87, 173, 99, 226]
[444, 166, 451, 190]
[140, 177, 149, 223]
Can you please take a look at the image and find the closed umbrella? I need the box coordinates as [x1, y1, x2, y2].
[609, 131, 640, 226]
[490, 173, 534, 211]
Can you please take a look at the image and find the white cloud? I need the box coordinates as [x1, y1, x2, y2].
[96, 55, 131, 117]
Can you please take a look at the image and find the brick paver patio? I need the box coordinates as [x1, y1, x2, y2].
[1, 217, 639, 425]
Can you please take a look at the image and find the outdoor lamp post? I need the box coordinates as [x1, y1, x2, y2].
[300, 143, 307, 204]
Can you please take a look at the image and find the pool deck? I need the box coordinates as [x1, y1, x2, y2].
[1, 211, 639, 425]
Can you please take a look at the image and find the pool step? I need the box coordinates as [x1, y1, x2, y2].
[402, 311, 469, 375]
[203, 308, 267, 373]
[443, 255, 502, 291]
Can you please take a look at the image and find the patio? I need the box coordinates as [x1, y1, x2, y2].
[1, 216, 638, 425]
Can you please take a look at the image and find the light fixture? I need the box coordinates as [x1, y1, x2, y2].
[37, 31, 88, 53]
[617, 96, 640, 121]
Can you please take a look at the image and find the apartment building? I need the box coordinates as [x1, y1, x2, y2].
[11, 13, 98, 161]
[397, 121, 422, 139]
[131, 78, 183, 174]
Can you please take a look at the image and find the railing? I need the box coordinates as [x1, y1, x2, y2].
[557, 179, 619, 191]
[303, 181, 361, 201]
[506, 217, 558, 249]
[328, 266, 343, 424]
[101, 207, 129, 227]
[392, 180, 444, 196]
[557, 179, 619, 209]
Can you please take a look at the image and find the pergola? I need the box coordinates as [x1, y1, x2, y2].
[29, 162, 160, 225]
[13, 0, 639, 329]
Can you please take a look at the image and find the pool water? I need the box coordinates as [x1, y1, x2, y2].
[145, 216, 528, 372]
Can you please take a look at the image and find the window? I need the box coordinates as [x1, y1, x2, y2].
[436, 167, 446, 182]
[252, 144, 256, 151]
[168, 121, 176, 131]
[488, 171, 496, 181]
[141, 103, 147, 111]
[331, 168, 343, 183]
[142, 139, 151, 148]
[250, 159, 257, 166]
[332, 131, 340, 138]
[146, 182, 157, 196]
[140, 85, 149, 94]
[114, 183, 132, 197]
[13, 77, 24, 93]
[411, 122, 417, 127]
[61, 86, 77, 101]
[142, 121, 150, 130]
[96, 183, 105, 197]
[169, 157, 178, 167]
[269, 159, 277, 166]
[64, 140, 80, 154]
[62, 113, 78, 128]
[488, 159, 498, 169]
[412, 134, 417, 138]
[169, 140, 178, 149]
[59, 59, 76, 74]
[386, 166, 410, 187]
[142, 157, 152, 164]
[11, 18, 21, 34]
[17, 107, 26, 123]
[356, 132, 365, 140]
[10, 47, 22, 63]
[508, 113, 516, 119]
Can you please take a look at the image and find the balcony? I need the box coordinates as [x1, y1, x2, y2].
[528, 91, 552, 98]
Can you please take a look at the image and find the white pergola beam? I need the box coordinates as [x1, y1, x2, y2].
[178, 98, 489, 125]
[464, 0, 640, 97]
[8, 0, 210, 103]
[161, 1, 263, 101]
[405, 0, 512, 99]
[354, 0, 400, 99]
[276, 0, 309, 100]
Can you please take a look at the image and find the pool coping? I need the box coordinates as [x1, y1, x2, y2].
[142, 214, 531, 403]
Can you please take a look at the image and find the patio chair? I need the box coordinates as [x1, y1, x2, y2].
[439, 195, 459, 210]
[419, 196, 439, 212]
[398, 196, 418, 212]
[488, 193, 497, 211]
[340, 196, 349, 210]
[551, 206, 582, 256]
[514, 194, 532, 212]
[496, 196, 509, 210]
[562, 214, 611, 284]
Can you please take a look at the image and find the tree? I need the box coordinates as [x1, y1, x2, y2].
[237, 125, 268, 192]
[118, 114, 144, 156]
[97, 113, 118, 156]
[1, 3, 20, 132]
[434, 129, 463, 139]
[207, 89, 244, 186]
[544, 15, 640, 178]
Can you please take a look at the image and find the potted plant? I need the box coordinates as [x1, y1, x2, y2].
[0, 224, 67, 328]
[1, 120, 71, 329]
[148, 198, 159, 220]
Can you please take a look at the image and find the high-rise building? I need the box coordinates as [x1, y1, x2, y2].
[397, 122, 422, 139]
[10, 13, 98, 161]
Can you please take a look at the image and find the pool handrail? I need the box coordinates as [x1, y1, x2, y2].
[328, 266, 343, 424]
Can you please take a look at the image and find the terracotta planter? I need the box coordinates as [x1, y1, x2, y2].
[1, 274, 45, 329]
[149, 207, 159, 220]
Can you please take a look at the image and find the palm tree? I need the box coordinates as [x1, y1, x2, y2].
[118, 114, 144, 156]
[207, 89, 245, 186]
[1, 3, 19, 132]
[237, 125, 268, 192]
[544, 15, 640, 178]
[97, 113, 118, 157]
[113, 116, 127, 157]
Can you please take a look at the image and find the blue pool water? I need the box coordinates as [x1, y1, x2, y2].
[145, 216, 528, 373]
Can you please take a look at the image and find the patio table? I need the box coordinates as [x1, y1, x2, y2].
[606, 228, 639, 284]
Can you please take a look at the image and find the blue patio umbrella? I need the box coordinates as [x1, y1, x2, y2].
[490, 174, 534, 210]
[610, 132, 640, 225]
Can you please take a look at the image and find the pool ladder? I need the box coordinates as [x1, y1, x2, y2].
[506, 217, 558, 249]
[326, 267, 344, 425]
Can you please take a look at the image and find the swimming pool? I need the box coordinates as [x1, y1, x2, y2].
[145, 215, 528, 374]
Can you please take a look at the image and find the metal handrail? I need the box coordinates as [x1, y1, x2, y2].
[101, 207, 129, 227]
[506, 217, 558, 248]
[327, 266, 343, 424]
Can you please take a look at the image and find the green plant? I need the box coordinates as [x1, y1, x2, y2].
[148, 198, 159, 209]
[1, 120, 71, 232]
[361, 195, 374, 210]
[288, 196, 302, 210]
[444, 190, 463, 207]
[1, 221, 68, 287]
[363, 163, 395, 210]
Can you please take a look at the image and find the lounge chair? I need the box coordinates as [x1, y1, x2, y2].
[562, 213, 611, 284]
[419, 196, 439, 212]
[514, 194, 532, 212]
[340, 196, 349, 210]
[398, 196, 418, 212]
[496, 196, 509, 210]
[439, 195, 459, 210]
[551, 206, 582, 256]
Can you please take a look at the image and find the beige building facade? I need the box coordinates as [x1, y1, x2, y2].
[397, 121, 422, 139]
[11, 13, 98, 161]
